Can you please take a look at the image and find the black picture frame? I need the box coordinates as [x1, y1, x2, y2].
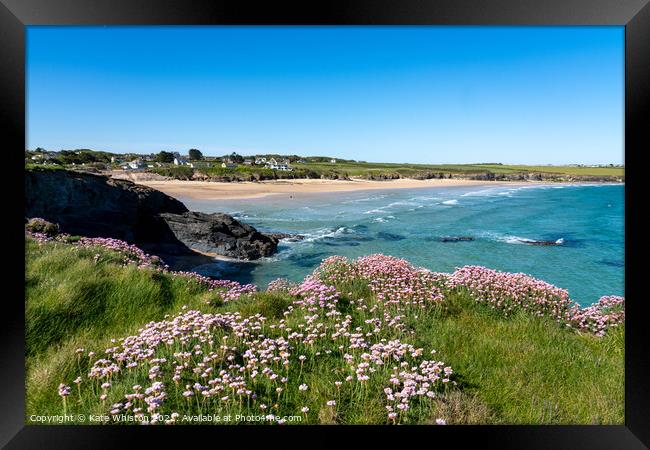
[2, 0, 648, 448]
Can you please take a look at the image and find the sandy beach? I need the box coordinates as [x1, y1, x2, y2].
[132, 177, 511, 200]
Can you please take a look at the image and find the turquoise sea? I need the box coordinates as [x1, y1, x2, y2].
[182, 183, 624, 307]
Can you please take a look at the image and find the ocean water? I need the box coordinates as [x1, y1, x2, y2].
[181, 183, 624, 306]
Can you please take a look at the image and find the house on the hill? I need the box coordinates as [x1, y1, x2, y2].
[221, 162, 237, 169]
[127, 159, 146, 170]
[254, 157, 267, 165]
[265, 158, 292, 171]
[173, 158, 188, 166]
[330, 158, 337, 163]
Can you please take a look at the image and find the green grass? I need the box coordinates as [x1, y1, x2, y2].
[293, 161, 624, 178]
[25, 237, 623, 424]
[475, 164, 625, 177]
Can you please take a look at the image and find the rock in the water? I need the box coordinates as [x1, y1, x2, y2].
[160, 211, 279, 260]
[264, 232, 305, 242]
[438, 236, 474, 242]
[523, 239, 563, 246]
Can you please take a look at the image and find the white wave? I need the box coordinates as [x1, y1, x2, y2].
[410, 195, 440, 201]
[488, 234, 566, 246]
[341, 194, 388, 204]
[373, 215, 396, 223]
[441, 199, 458, 205]
[460, 188, 501, 197]
[387, 201, 418, 208]
[363, 208, 386, 214]
[364, 200, 419, 214]
[300, 226, 351, 243]
[501, 235, 536, 245]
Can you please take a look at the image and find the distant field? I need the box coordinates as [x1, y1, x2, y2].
[292, 161, 624, 177]
[475, 164, 624, 177]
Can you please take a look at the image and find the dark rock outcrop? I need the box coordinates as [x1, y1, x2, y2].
[25, 168, 187, 243]
[160, 212, 279, 259]
[25, 168, 282, 262]
[438, 236, 474, 242]
[264, 232, 305, 242]
[521, 238, 564, 246]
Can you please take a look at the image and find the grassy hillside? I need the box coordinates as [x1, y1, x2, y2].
[292, 161, 624, 177]
[25, 235, 624, 425]
[182, 161, 624, 182]
[474, 164, 625, 177]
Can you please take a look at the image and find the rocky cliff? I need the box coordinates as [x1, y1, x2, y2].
[25, 168, 279, 261]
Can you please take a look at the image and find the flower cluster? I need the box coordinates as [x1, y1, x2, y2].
[267, 278, 297, 293]
[315, 254, 446, 307]
[171, 271, 257, 303]
[290, 277, 340, 312]
[62, 275, 451, 424]
[26, 229, 167, 270]
[567, 295, 625, 336]
[76, 237, 167, 270]
[448, 265, 574, 321]
[384, 359, 452, 421]
[448, 265, 625, 335]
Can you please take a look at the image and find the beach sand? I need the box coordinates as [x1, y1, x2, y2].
[132, 177, 510, 201]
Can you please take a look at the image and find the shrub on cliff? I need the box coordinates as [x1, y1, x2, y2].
[25, 217, 60, 236]
[149, 166, 194, 180]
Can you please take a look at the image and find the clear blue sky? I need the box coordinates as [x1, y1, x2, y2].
[27, 26, 624, 165]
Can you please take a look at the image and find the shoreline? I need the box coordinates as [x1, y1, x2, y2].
[130, 177, 548, 201]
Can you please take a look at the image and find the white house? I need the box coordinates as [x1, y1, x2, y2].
[265, 158, 292, 171]
[128, 160, 146, 170]
[174, 158, 188, 166]
[330, 159, 337, 163]
[254, 157, 267, 165]
[222, 162, 237, 169]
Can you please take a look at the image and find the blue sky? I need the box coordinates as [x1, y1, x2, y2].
[27, 26, 624, 164]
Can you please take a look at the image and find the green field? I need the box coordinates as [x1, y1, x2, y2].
[25, 236, 623, 425]
[188, 160, 623, 180]
[473, 164, 625, 177]
[291, 161, 624, 178]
